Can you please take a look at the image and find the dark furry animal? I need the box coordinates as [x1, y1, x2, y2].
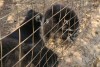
[32, 44, 58, 67]
[6, 9, 42, 44]
[42, 4, 79, 42]
[1, 38, 27, 67]
[1, 10, 58, 67]
[1, 9, 42, 67]
[0, 9, 42, 66]
[23, 10, 59, 67]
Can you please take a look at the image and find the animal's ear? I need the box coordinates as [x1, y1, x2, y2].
[35, 14, 42, 22]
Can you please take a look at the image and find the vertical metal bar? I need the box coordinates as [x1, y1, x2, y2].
[31, 2, 34, 67]
[0, 30, 3, 67]
[16, 3, 22, 67]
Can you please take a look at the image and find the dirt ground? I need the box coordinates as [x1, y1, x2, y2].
[0, 0, 100, 67]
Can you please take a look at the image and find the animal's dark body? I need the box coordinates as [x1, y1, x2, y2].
[1, 9, 42, 67]
[42, 4, 79, 42]
[6, 9, 42, 44]
[1, 9, 58, 67]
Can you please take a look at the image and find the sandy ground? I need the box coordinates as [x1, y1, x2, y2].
[0, 0, 100, 67]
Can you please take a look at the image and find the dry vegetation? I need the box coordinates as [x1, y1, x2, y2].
[0, 0, 100, 67]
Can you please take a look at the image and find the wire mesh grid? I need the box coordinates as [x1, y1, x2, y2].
[0, 0, 100, 67]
